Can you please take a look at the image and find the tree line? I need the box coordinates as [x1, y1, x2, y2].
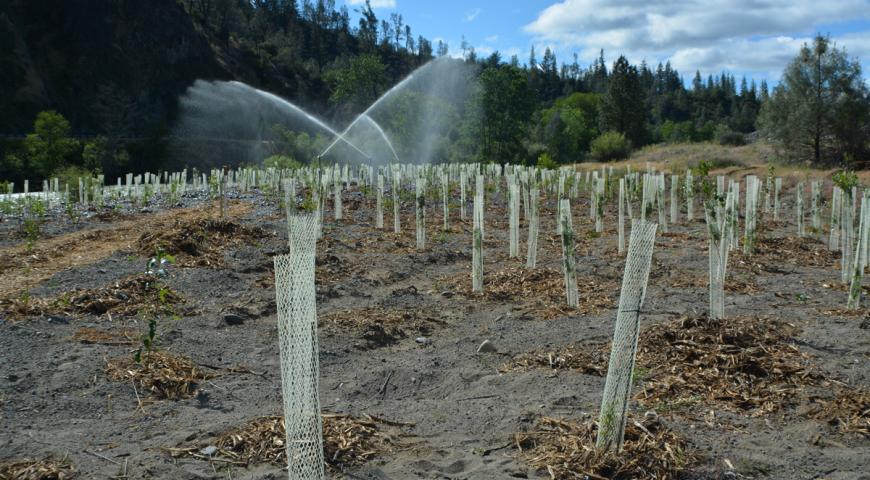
[1, 0, 867, 184]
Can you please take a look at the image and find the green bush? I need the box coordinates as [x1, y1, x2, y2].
[25, 111, 79, 175]
[590, 131, 632, 161]
[660, 120, 696, 143]
[263, 154, 302, 170]
[715, 125, 746, 146]
[52, 165, 94, 200]
[536, 152, 559, 170]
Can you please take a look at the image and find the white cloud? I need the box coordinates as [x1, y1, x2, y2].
[464, 8, 482, 22]
[524, 0, 870, 77]
[484, 35, 499, 43]
[346, 0, 396, 8]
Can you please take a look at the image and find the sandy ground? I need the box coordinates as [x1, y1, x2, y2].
[0, 174, 868, 480]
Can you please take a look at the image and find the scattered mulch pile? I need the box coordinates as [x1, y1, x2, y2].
[636, 316, 819, 415]
[669, 274, 760, 294]
[500, 344, 610, 376]
[60, 276, 185, 317]
[137, 218, 267, 267]
[514, 413, 697, 480]
[168, 413, 409, 471]
[0, 457, 76, 480]
[503, 316, 821, 415]
[106, 350, 212, 400]
[315, 253, 365, 286]
[254, 252, 365, 290]
[445, 266, 616, 319]
[0, 275, 185, 320]
[733, 236, 838, 267]
[320, 307, 446, 349]
[807, 388, 870, 437]
[70, 327, 136, 346]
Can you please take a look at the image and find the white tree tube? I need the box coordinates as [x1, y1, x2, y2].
[472, 194, 484, 292]
[618, 178, 626, 254]
[416, 177, 426, 250]
[560, 199, 579, 307]
[526, 187, 539, 268]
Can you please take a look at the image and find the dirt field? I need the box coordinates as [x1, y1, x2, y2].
[0, 170, 868, 479]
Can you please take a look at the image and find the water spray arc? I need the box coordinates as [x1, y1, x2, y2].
[360, 114, 401, 164]
[319, 59, 441, 160]
[235, 81, 373, 162]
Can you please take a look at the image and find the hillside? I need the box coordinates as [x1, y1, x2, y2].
[0, 0, 230, 136]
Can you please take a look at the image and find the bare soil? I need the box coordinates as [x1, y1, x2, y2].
[0, 180, 868, 479]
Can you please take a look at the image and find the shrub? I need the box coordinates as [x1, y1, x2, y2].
[715, 125, 746, 146]
[536, 152, 559, 170]
[52, 165, 94, 200]
[263, 154, 302, 170]
[24, 111, 79, 175]
[590, 131, 632, 162]
[660, 120, 696, 143]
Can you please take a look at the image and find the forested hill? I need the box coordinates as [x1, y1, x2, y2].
[0, 0, 865, 182]
[0, 0, 428, 136]
[0, 0, 223, 135]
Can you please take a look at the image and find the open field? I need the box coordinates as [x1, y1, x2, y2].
[0, 155, 868, 479]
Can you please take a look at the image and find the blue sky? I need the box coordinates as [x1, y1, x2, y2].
[344, 0, 870, 85]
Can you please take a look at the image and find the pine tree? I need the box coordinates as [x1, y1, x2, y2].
[599, 55, 647, 147]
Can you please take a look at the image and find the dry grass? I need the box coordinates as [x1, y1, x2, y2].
[106, 350, 212, 400]
[137, 218, 266, 267]
[514, 413, 697, 480]
[168, 413, 410, 470]
[0, 457, 76, 479]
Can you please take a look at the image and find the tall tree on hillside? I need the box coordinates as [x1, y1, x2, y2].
[24, 111, 79, 176]
[356, 0, 378, 51]
[759, 35, 869, 163]
[480, 65, 536, 164]
[328, 54, 386, 112]
[599, 55, 647, 147]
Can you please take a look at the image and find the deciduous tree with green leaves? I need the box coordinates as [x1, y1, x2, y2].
[24, 110, 79, 176]
[328, 54, 386, 112]
[479, 65, 536, 164]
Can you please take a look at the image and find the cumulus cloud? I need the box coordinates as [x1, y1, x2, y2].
[524, 0, 870, 77]
[347, 0, 396, 8]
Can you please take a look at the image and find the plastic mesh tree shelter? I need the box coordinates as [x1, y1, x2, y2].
[596, 219, 658, 452]
[273, 213, 324, 480]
